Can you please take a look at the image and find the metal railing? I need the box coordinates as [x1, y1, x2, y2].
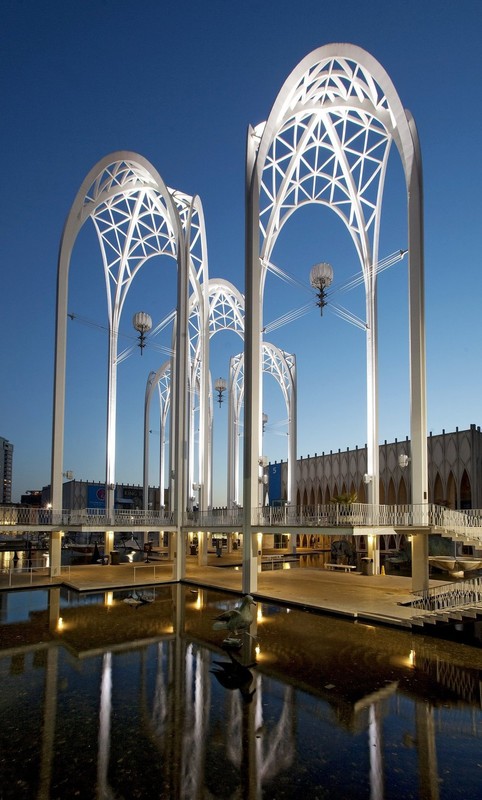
[0, 507, 175, 528]
[252, 503, 482, 540]
[0, 566, 53, 587]
[132, 564, 171, 582]
[180, 503, 482, 541]
[183, 508, 244, 527]
[2, 503, 482, 543]
[411, 575, 482, 612]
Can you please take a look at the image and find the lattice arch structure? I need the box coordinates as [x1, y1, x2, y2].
[229, 342, 297, 508]
[144, 278, 297, 510]
[143, 278, 243, 512]
[51, 152, 201, 539]
[244, 44, 427, 590]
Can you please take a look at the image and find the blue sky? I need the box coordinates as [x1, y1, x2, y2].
[2, 0, 481, 504]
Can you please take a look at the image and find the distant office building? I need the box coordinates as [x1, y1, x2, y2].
[0, 437, 13, 504]
[269, 425, 482, 511]
[20, 490, 43, 507]
[41, 480, 161, 511]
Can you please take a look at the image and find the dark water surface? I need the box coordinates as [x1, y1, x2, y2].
[0, 585, 481, 799]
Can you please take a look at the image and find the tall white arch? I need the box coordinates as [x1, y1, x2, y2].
[144, 278, 297, 512]
[229, 344, 297, 508]
[244, 44, 427, 591]
[51, 152, 193, 575]
[144, 278, 243, 512]
[143, 363, 171, 510]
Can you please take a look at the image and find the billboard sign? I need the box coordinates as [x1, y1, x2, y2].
[88, 485, 106, 509]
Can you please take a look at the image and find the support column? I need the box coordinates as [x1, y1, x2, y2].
[243, 126, 262, 595]
[411, 531, 429, 593]
[367, 534, 379, 575]
[172, 221, 190, 582]
[104, 530, 114, 562]
[172, 530, 186, 582]
[197, 530, 208, 566]
[407, 115, 429, 592]
[49, 530, 62, 578]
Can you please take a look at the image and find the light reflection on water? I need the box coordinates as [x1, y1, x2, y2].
[0, 585, 481, 799]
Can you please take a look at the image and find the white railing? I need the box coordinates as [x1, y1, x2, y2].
[0, 566, 52, 587]
[0, 507, 175, 528]
[184, 508, 244, 527]
[411, 575, 482, 612]
[3, 503, 482, 541]
[132, 564, 171, 582]
[66, 508, 176, 526]
[252, 503, 482, 538]
[0, 507, 57, 525]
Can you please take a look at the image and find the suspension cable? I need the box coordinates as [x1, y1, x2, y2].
[262, 249, 406, 333]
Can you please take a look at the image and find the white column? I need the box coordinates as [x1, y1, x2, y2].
[407, 116, 428, 592]
[172, 236, 190, 582]
[243, 126, 262, 594]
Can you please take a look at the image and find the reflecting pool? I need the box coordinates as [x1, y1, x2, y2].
[0, 585, 481, 799]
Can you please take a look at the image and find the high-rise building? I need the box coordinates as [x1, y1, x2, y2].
[0, 437, 13, 504]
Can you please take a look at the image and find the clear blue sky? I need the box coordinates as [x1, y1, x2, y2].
[2, 0, 481, 504]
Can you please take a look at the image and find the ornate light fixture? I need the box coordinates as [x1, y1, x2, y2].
[309, 262, 334, 315]
[262, 413, 268, 433]
[398, 454, 410, 469]
[214, 377, 227, 407]
[132, 311, 152, 354]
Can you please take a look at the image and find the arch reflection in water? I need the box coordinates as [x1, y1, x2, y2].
[0, 585, 481, 799]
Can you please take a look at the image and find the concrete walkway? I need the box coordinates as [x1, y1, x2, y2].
[1, 551, 449, 629]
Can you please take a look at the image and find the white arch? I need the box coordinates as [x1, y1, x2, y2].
[144, 278, 297, 511]
[51, 152, 192, 572]
[244, 44, 427, 592]
[229, 343, 297, 507]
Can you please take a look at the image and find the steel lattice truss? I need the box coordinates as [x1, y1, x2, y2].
[207, 280, 245, 337]
[87, 160, 178, 326]
[229, 344, 295, 430]
[256, 54, 397, 274]
[187, 279, 244, 394]
[146, 278, 297, 507]
[229, 343, 296, 506]
[148, 279, 246, 507]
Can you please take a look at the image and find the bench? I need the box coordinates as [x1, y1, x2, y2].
[324, 563, 356, 572]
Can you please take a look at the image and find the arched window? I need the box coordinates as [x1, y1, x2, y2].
[446, 473, 457, 509]
[433, 473, 444, 506]
[379, 480, 386, 504]
[460, 470, 472, 509]
[387, 478, 396, 505]
[398, 477, 408, 505]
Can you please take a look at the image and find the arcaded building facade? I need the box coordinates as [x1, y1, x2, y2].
[271, 425, 482, 511]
